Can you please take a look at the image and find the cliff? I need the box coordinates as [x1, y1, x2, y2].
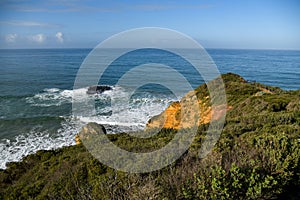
[146, 73, 280, 130]
[146, 90, 213, 129]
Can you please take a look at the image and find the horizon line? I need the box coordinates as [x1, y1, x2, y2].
[0, 47, 300, 51]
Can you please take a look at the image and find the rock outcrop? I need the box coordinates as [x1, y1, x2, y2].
[76, 122, 106, 144]
[146, 73, 258, 130]
[80, 73, 283, 133]
[145, 89, 226, 130]
[86, 85, 112, 94]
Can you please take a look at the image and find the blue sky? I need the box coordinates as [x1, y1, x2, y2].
[0, 0, 299, 49]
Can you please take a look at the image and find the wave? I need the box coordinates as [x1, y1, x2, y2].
[25, 86, 174, 128]
[0, 85, 176, 169]
[0, 117, 84, 169]
[25, 86, 116, 107]
[25, 88, 76, 107]
[75, 86, 174, 132]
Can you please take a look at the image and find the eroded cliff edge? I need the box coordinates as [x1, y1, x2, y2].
[146, 73, 286, 129]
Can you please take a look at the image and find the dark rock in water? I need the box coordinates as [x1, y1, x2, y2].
[76, 122, 107, 144]
[86, 85, 112, 94]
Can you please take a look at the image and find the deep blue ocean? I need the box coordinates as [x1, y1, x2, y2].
[0, 48, 299, 169]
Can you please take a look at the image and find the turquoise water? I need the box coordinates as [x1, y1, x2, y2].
[0, 48, 299, 168]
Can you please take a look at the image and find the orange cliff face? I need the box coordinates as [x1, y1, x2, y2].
[145, 72, 278, 130]
[146, 89, 229, 130]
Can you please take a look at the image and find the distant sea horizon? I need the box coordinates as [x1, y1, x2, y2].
[0, 48, 299, 169]
[0, 46, 300, 51]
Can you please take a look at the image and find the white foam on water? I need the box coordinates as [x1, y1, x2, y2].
[25, 85, 176, 131]
[25, 86, 117, 107]
[25, 87, 85, 107]
[1, 85, 176, 169]
[44, 88, 60, 93]
[0, 117, 84, 169]
[77, 86, 175, 132]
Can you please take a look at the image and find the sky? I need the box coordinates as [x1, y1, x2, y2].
[0, 0, 299, 49]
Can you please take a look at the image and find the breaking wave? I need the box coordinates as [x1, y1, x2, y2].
[0, 85, 176, 169]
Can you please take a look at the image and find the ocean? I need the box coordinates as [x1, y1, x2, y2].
[0, 48, 299, 169]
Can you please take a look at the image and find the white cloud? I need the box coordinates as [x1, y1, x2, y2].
[29, 34, 46, 43]
[55, 32, 64, 43]
[5, 33, 17, 43]
[0, 20, 61, 28]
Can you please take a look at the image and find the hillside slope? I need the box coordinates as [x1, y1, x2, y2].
[146, 73, 288, 129]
